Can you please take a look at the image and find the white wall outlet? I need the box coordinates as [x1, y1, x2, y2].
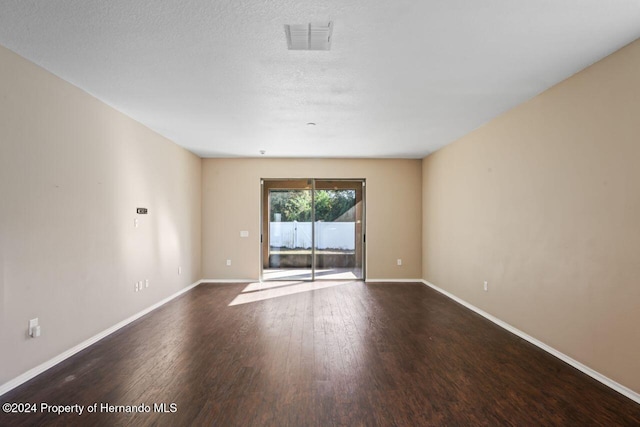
[484, 281, 488, 292]
[178, 266, 182, 275]
[29, 318, 40, 338]
[134, 218, 139, 228]
[240, 230, 249, 237]
[145, 279, 149, 288]
[226, 259, 232, 266]
[397, 259, 402, 266]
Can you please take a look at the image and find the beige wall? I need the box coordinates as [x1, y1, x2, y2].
[202, 158, 422, 280]
[0, 45, 202, 386]
[422, 39, 640, 393]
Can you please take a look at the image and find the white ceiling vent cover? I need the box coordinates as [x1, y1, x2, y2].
[284, 22, 333, 51]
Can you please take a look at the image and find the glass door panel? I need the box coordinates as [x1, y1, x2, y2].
[314, 180, 364, 280]
[263, 180, 313, 281]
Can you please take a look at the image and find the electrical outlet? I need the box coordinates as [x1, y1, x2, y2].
[178, 266, 182, 275]
[145, 279, 149, 288]
[397, 259, 402, 266]
[226, 259, 232, 266]
[484, 281, 488, 292]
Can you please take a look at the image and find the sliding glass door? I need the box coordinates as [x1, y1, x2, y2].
[262, 179, 365, 281]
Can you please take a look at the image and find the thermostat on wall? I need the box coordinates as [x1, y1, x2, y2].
[136, 208, 148, 214]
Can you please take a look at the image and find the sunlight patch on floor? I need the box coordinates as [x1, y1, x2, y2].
[228, 280, 355, 306]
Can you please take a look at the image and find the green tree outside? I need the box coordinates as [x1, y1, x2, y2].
[270, 190, 355, 222]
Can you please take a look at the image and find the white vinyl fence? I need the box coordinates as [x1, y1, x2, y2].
[270, 221, 355, 250]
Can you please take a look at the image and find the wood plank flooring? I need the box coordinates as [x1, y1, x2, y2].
[1, 281, 639, 426]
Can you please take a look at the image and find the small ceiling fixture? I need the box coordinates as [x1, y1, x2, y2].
[284, 22, 333, 51]
[306, 122, 316, 126]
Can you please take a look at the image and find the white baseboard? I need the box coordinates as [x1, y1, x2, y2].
[0, 279, 204, 397]
[421, 279, 640, 405]
[365, 278, 423, 283]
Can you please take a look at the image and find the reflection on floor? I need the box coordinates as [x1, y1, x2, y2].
[262, 267, 362, 281]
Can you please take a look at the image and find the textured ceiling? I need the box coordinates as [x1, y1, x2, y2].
[1, 1, 639, 158]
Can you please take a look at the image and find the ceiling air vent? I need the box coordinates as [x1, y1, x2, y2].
[284, 22, 333, 51]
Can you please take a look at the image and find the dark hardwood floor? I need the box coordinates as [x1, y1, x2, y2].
[1, 281, 639, 426]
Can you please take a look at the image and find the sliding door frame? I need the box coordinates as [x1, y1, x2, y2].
[260, 178, 366, 282]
